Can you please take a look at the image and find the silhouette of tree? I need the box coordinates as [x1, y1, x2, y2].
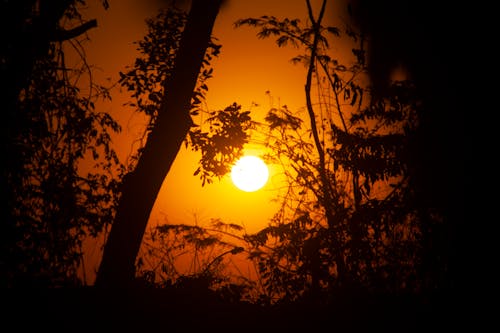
[345, 0, 461, 298]
[94, 0, 251, 287]
[1, 0, 121, 287]
[1, 0, 107, 119]
[231, 0, 430, 303]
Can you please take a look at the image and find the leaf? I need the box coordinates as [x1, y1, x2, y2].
[230, 247, 244, 255]
[326, 26, 340, 36]
[277, 36, 289, 47]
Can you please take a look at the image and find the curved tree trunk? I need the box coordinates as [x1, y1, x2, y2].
[95, 0, 223, 287]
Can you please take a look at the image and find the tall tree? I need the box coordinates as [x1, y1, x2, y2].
[95, 0, 224, 287]
[1, 0, 120, 287]
[346, 0, 461, 294]
[111, 5, 254, 295]
[1, 0, 100, 116]
[235, 0, 430, 303]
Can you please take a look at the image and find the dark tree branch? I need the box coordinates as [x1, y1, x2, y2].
[51, 19, 98, 41]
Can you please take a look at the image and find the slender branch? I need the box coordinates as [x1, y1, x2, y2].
[51, 19, 98, 41]
[304, 0, 331, 218]
[305, 0, 350, 287]
[314, 32, 366, 210]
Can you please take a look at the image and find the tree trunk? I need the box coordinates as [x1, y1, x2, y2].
[95, 0, 223, 287]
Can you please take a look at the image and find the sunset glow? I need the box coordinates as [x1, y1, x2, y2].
[230, 155, 269, 192]
[4, 0, 459, 327]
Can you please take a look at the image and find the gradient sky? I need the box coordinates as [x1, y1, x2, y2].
[79, 0, 350, 281]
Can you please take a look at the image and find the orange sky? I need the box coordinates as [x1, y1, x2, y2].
[79, 0, 351, 283]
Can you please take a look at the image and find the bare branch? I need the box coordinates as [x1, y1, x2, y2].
[51, 19, 98, 41]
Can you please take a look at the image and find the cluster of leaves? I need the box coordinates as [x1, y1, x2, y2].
[188, 103, 253, 185]
[118, 6, 252, 184]
[119, 7, 187, 121]
[3, 13, 123, 286]
[330, 80, 421, 190]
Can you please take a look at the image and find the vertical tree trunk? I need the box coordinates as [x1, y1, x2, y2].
[3, 0, 74, 197]
[95, 0, 222, 287]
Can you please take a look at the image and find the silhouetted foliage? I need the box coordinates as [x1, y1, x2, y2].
[119, 7, 188, 122]
[114, 5, 255, 293]
[135, 0, 432, 305]
[1, 1, 121, 287]
[189, 103, 253, 185]
[95, 0, 235, 287]
[346, 0, 461, 297]
[118, 6, 254, 186]
[137, 219, 253, 302]
[235, 0, 429, 302]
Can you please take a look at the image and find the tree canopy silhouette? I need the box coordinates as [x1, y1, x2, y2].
[235, 0, 426, 301]
[346, 0, 461, 295]
[1, 0, 121, 287]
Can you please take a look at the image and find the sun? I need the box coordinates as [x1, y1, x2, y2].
[231, 155, 269, 192]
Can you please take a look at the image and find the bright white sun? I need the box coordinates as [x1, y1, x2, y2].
[231, 155, 269, 192]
